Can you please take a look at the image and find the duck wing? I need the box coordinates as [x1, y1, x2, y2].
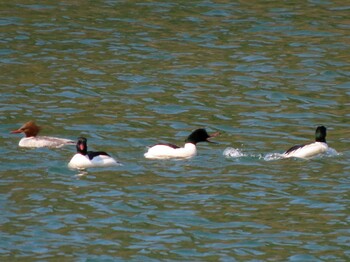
[87, 151, 111, 160]
[155, 143, 180, 149]
[284, 144, 305, 155]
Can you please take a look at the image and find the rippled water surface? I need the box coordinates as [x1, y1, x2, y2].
[1, 1, 349, 261]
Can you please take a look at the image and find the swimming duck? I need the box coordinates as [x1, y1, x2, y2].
[144, 128, 219, 159]
[11, 121, 75, 148]
[283, 126, 328, 159]
[68, 137, 119, 169]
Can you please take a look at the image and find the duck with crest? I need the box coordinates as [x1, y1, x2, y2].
[11, 121, 75, 148]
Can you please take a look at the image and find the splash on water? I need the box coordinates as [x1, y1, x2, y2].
[223, 147, 248, 158]
[263, 153, 285, 161]
[323, 147, 340, 157]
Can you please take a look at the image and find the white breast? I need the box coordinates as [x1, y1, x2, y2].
[68, 154, 94, 169]
[144, 143, 197, 159]
[283, 142, 328, 159]
[68, 154, 118, 169]
[19, 136, 74, 148]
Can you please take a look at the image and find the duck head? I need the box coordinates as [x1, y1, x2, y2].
[185, 128, 220, 144]
[76, 137, 88, 155]
[315, 126, 326, 142]
[11, 121, 41, 137]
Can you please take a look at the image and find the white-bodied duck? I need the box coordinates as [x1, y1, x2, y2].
[144, 128, 219, 159]
[11, 121, 75, 148]
[283, 126, 328, 159]
[68, 137, 119, 169]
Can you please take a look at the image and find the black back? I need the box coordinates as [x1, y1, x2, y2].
[87, 151, 110, 160]
[284, 144, 305, 154]
[154, 143, 180, 149]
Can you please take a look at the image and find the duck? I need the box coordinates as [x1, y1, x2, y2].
[11, 121, 75, 148]
[144, 128, 219, 159]
[68, 137, 119, 169]
[282, 126, 328, 159]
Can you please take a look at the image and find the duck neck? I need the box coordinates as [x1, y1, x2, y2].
[77, 144, 88, 155]
[316, 137, 326, 143]
[184, 143, 197, 152]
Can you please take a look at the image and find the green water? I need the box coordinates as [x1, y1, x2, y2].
[1, 1, 349, 261]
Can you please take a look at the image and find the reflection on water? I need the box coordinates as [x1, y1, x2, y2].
[1, 0, 349, 261]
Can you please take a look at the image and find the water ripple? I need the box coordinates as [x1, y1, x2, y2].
[1, 0, 349, 261]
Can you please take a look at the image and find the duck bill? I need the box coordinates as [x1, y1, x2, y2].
[207, 131, 220, 143]
[10, 129, 23, 134]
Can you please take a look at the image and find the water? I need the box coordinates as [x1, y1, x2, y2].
[1, 1, 349, 261]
